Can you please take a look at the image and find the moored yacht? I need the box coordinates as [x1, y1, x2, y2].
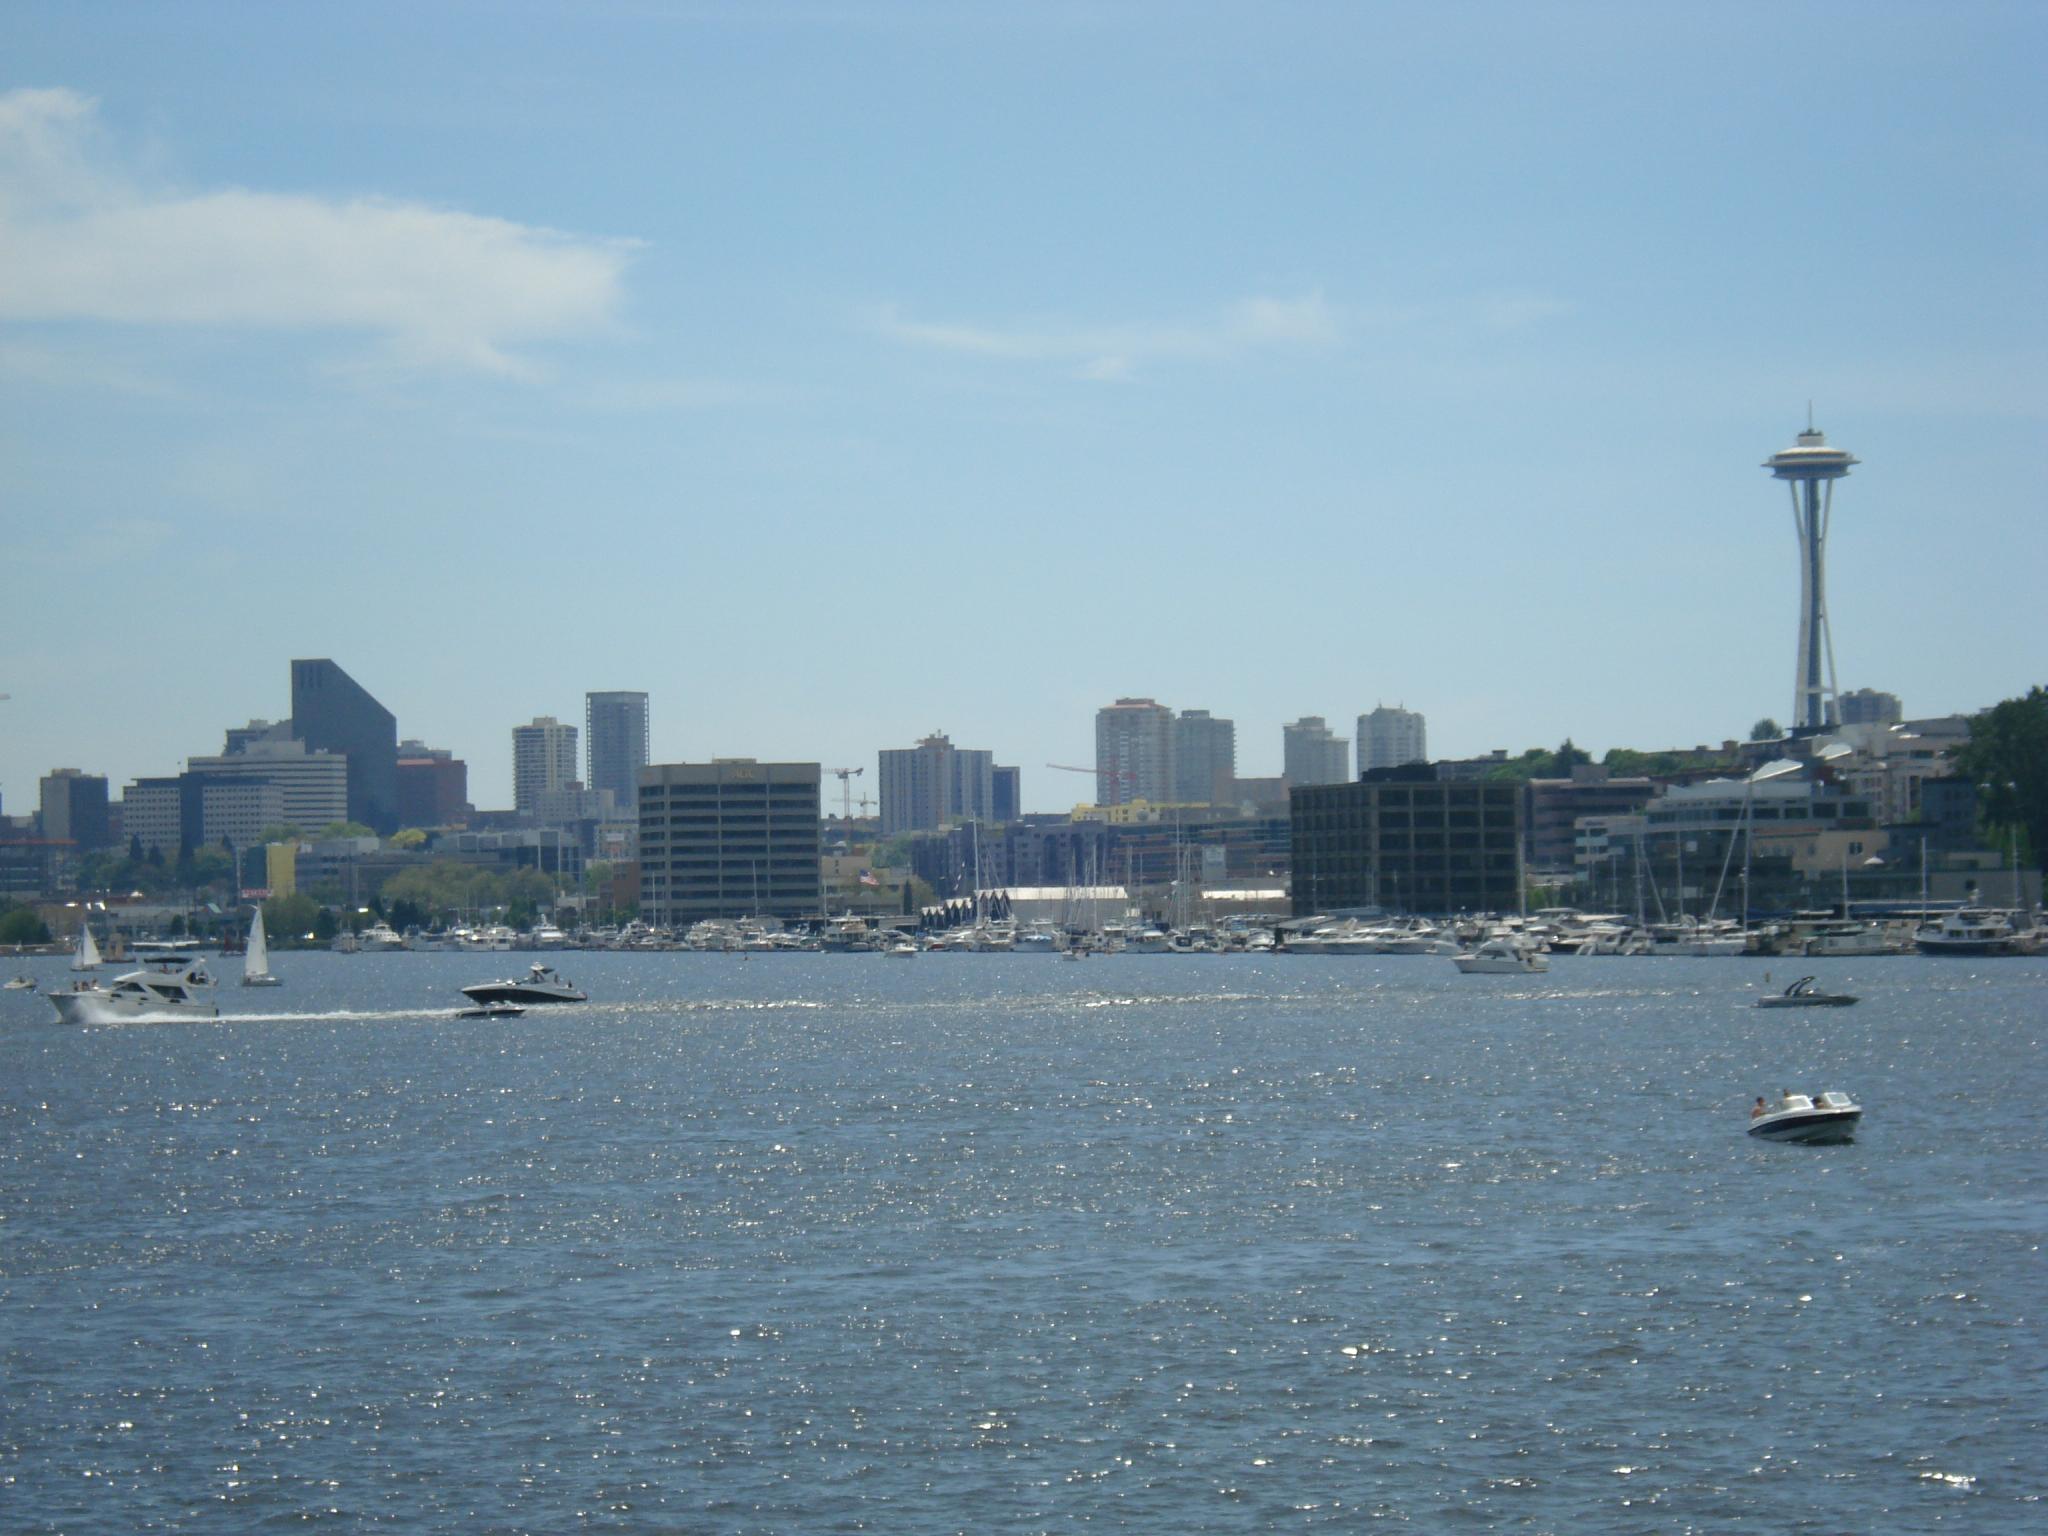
[1913, 908, 2020, 956]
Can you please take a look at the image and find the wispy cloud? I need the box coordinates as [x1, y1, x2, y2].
[0, 88, 635, 376]
[867, 289, 1342, 381]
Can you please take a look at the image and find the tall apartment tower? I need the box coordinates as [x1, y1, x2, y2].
[1173, 709, 1236, 806]
[512, 716, 579, 814]
[1094, 698, 1175, 806]
[1283, 716, 1350, 787]
[585, 691, 650, 807]
[1358, 705, 1428, 772]
[1765, 419, 1858, 731]
[878, 732, 995, 835]
[290, 658, 399, 834]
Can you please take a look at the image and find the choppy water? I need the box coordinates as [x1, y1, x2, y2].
[2, 951, 2042, 1533]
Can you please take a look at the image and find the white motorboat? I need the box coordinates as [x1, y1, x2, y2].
[242, 906, 283, 988]
[359, 921, 409, 952]
[460, 963, 587, 1005]
[1748, 1090, 1862, 1144]
[1913, 908, 2019, 956]
[48, 962, 220, 1024]
[1755, 975, 1857, 1008]
[884, 938, 917, 958]
[4, 974, 36, 991]
[1453, 937, 1549, 974]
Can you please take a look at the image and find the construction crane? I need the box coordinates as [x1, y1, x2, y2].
[828, 766, 865, 823]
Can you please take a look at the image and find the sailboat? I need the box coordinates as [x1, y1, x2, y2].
[242, 906, 283, 988]
[71, 918, 102, 973]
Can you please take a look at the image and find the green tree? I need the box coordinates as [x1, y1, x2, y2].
[319, 822, 376, 841]
[0, 905, 52, 945]
[1953, 686, 2048, 877]
[1750, 717, 1781, 742]
[390, 828, 428, 850]
[1554, 738, 1592, 773]
[263, 893, 321, 945]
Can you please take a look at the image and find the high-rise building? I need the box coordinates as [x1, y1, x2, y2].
[1839, 688, 1902, 727]
[39, 769, 110, 851]
[1764, 420, 1858, 732]
[396, 741, 471, 828]
[1173, 710, 1236, 806]
[586, 691, 651, 805]
[992, 765, 1022, 824]
[290, 659, 399, 833]
[1358, 705, 1428, 773]
[186, 739, 350, 832]
[513, 717, 579, 814]
[1094, 698, 1175, 806]
[121, 777, 188, 857]
[637, 760, 821, 925]
[878, 733, 995, 834]
[1283, 716, 1349, 787]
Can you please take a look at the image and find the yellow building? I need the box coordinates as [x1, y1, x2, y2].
[265, 841, 298, 899]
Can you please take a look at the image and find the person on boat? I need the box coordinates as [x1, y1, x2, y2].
[1751, 1096, 1769, 1120]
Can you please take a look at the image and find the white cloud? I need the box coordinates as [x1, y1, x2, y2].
[867, 289, 1340, 380]
[0, 88, 635, 376]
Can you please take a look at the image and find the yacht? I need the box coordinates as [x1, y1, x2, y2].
[460, 963, 588, 1005]
[1914, 908, 2020, 956]
[49, 962, 220, 1024]
[1748, 1090, 1862, 1144]
[359, 921, 409, 952]
[1453, 937, 1549, 974]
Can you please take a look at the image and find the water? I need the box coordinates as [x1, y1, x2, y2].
[3, 952, 2042, 1532]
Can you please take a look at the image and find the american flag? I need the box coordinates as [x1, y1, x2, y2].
[857, 869, 880, 887]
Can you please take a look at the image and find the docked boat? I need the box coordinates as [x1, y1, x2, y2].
[48, 962, 220, 1024]
[1755, 975, 1857, 1008]
[241, 906, 283, 988]
[1453, 937, 1549, 974]
[455, 1002, 526, 1019]
[1913, 908, 2020, 957]
[1748, 1090, 1862, 1144]
[460, 963, 587, 1005]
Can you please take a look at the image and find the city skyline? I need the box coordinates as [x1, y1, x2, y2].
[2, 5, 2042, 812]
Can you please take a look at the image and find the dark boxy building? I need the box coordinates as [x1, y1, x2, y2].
[291, 659, 398, 834]
[1290, 775, 1522, 915]
[637, 760, 821, 926]
[39, 769, 111, 852]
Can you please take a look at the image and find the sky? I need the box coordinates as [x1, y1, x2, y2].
[3, 1, 2043, 816]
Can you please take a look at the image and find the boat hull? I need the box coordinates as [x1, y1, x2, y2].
[1748, 1108, 1861, 1144]
[48, 987, 219, 1025]
[1755, 994, 1857, 1008]
[460, 983, 586, 1004]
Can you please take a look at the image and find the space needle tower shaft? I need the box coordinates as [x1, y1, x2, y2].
[1764, 419, 1858, 732]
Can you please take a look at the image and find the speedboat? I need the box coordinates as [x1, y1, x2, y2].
[4, 974, 36, 991]
[1453, 937, 1548, 974]
[48, 962, 220, 1024]
[460, 963, 587, 1005]
[1756, 976, 1858, 1008]
[883, 938, 917, 958]
[455, 1002, 527, 1019]
[1748, 1090, 1862, 1144]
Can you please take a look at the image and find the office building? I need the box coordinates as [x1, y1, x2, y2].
[186, 739, 349, 832]
[1839, 688, 1903, 727]
[638, 760, 821, 925]
[1283, 716, 1349, 788]
[1173, 710, 1236, 806]
[1094, 698, 1175, 807]
[199, 779, 286, 850]
[992, 765, 1022, 824]
[1291, 778, 1521, 915]
[121, 777, 189, 857]
[878, 732, 994, 834]
[396, 741, 471, 828]
[290, 659, 399, 834]
[1358, 705, 1428, 772]
[586, 691, 651, 805]
[513, 717, 579, 815]
[39, 769, 110, 851]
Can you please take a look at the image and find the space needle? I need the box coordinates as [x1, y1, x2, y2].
[1764, 416, 1858, 732]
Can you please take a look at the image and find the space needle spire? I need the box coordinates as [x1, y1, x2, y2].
[1764, 419, 1858, 732]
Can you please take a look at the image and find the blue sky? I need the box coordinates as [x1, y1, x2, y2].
[4, 2, 2043, 815]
